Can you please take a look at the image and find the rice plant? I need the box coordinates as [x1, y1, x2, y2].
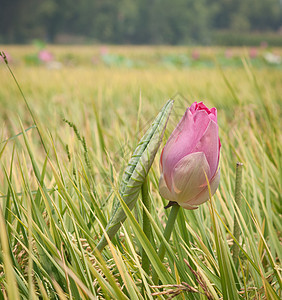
[0, 46, 281, 299]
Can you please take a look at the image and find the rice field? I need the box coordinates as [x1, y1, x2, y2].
[0, 45, 281, 299]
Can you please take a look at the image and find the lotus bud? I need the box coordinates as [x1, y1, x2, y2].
[159, 102, 221, 209]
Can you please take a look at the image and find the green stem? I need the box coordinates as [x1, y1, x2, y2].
[1, 51, 48, 154]
[141, 178, 152, 275]
[232, 162, 243, 268]
[152, 203, 180, 284]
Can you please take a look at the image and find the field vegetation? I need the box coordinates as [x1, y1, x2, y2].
[0, 45, 281, 299]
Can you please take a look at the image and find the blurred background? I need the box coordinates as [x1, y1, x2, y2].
[1, 0, 281, 46]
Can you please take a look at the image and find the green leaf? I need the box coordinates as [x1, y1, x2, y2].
[96, 100, 174, 251]
[0, 210, 21, 300]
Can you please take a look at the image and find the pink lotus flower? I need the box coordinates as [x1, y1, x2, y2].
[249, 48, 257, 59]
[159, 102, 221, 209]
[100, 46, 109, 56]
[225, 49, 233, 59]
[191, 50, 200, 60]
[0, 52, 12, 63]
[38, 50, 53, 63]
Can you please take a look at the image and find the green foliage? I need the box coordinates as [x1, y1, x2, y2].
[96, 100, 173, 251]
[0, 46, 281, 299]
[0, 0, 281, 44]
[212, 31, 282, 47]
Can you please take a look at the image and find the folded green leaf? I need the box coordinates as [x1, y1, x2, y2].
[96, 100, 174, 251]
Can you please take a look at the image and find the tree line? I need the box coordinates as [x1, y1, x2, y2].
[1, 0, 281, 44]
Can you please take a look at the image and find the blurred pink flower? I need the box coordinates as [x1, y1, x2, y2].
[0, 52, 12, 63]
[159, 102, 221, 209]
[225, 49, 233, 59]
[100, 46, 109, 56]
[38, 50, 53, 62]
[249, 48, 257, 59]
[191, 50, 200, 60]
